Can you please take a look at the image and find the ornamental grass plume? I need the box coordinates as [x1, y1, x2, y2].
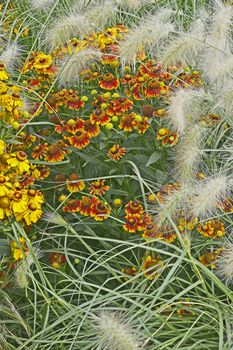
[43, 211, 68, 227]
[216, 242, 233, 285]
[167, 88, 206, 133]
[0, 43, 22, 71]
[45, 1, 117, 49]
[15, 248, 43, 289]
[159, 13, 207, 67]
[119, 8, 174, 66]
[191, 175, 229, 218]
[29, 0, 55, 10]
[94, 311, 140, 350]
[116, 0, 152, 10]
[57, 48, 101, 86]
[201, 0, 233, 82]
[174, 124, 204, 184]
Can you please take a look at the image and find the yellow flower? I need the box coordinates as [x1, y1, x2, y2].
[0, 196, 11, 219]
[12, 190, 28, 214]
[0, 175, 13, 196]
[7, 151, 30, 173]
[0, 140, 5, 154]
[11, 237, 29, 261]
[15, 200, 43, 225]
[142, 255, 162, 280]
[33, 53, 53, 70]
[0, 64, 9, 81]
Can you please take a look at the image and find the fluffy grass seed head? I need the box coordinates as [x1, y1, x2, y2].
[94, 311, 140, 350]
[167, 88, 206, 134]
[160, 13, 207, 67]
[45, 12, 92, 49]
[191, 174, 229, 218]
[0, 43, 23, 71]
[119, 8, 174, 66]
[30, 0, 55, 10]
[85, 1, 118, 30]
[57, 48, 101, 86]
[174, 124, 204, 184]
[201, 1, 233, 82]
[43, 211, 68, 227]
[216, 241, 233, 285]
[15, 248, 43, 289]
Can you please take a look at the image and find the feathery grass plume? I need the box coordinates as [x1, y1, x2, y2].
[45, 12, 92, 50]
[57, 48, 101, 86]
[29, 0, 55, 10]
[201, 1, 233, 82]
[191, 175, 229, 218]
[0, 43, 22, 71]
[116, 0, 152, 10]
[167, 88, 206, 133]
[215, 80, 233, 111]
[43, 211, 68, 226]
[216, 242, 233, 285]
[156, 186, 187, 226]
[119, 8, 174, 66]
[174, 124, 204, 184]
[85, 0, 118, 29]
[94, 311, 140, 350]
[159, 13, 207, 67]
[14, 249, 42, 289]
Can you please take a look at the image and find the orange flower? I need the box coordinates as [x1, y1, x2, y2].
[79, 196, 99, 216]
[157, 128, 178, 146]
[123, 215, 144, 233]
[63, 199, 81, 213]
[106, 98, 133, 116]
[32, 143, 48, 160]
[142, 223, 162, 239]
[99, 73, 119, 90]
[90, 109, 111, 125]
[83, 120, 100, 137]
[65, 118, 84, 134]
[49, 252, 66, 269]
[199, 249, 222, 268]
[142, 255, 163, 280]
[119, 112, 137, 132]
[45, 144, 66, 162]
[125, 200, 144, 216]
[67, 130, 90, 149]
[89, 180, 109, 196]
[135, 117, 150, 134]
[197, 220, 225, 239]
[66, 94, 84, 110]
[122, 266, 137, 279]
[66, 173, 85, 193]
[107, 144, 126, 160]
[90, 201, 111, 221]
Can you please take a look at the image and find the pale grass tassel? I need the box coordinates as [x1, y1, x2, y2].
[95, 311, 140, 350]
[119, 8, 174, 66]
[191, 175, 229, 218]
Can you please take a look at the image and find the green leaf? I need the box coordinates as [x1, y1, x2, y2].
[146, 151, 161, 167]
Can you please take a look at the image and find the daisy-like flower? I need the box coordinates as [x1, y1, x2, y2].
[197, 220, 225, 239]
[0, 175, 13, 196]
[63, 199, 81, 213]
[89, 180, 109, 196]
[142, 255, 163, 280]
[11, 190, 28, 214]
[142, 223, 162, 239]
[67, 130, 90, 149]
[0, 196, 11, 219]
[45, 144, 66, 162]
[65, 118, 84, 134]
[90, 109, 111, 125]
[99, 73, 119, 90]
[0, 63, 9, 80]
[49, 252, 66, 269]
[90, 201, 111, 221]
[15, 201, 43, 225]
[66, 173, 85, 193]
[0, 140, 5, 154]
[33, 53, 53, 69]
[123, 215, 144, 233]
[157, 128, 178, 146]
[32, 143, 49, 160]
[106, 97, 133, 116]
[125, 200, 144, 216]
[107, 144, 126, 160]
[66, 94, 84, 110]
[11, 237, 29, 261]
[7, 151, 30, 173]
[119, 112, 136, 132]
[83, 120, 100, 137]
[78, 196, 99, 216]
[199, 248, 222, 269]
[122, 266, 137, 278]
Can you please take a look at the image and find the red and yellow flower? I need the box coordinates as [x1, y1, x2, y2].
[107, 144, 126, 160]
[89, 180, 109, 196]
